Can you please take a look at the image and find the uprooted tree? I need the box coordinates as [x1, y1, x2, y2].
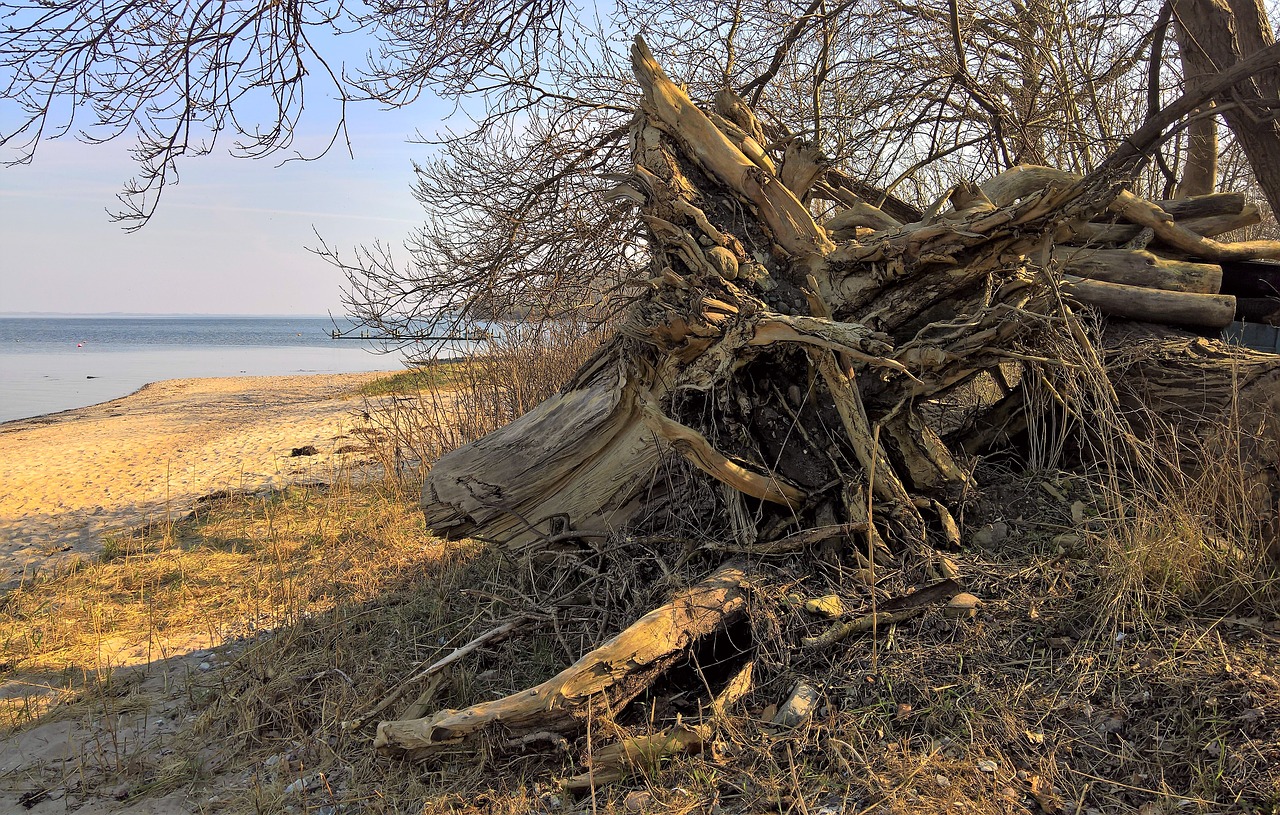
[368, 39, 1280, 771]
[7, 0, 1280, 782]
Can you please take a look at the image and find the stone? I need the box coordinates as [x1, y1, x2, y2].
[943, 592, 982, 619]
[970, 521, 1008, 547]
[804, 595, 844, 617]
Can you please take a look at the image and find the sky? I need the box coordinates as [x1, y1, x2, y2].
[0, 84, 445, 317]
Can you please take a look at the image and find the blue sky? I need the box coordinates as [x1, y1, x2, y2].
[1, 91, 443, 316]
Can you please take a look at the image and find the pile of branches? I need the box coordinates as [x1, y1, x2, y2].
[365, 38, 1280, 780]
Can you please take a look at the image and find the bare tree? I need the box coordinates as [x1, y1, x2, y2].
[9, 0, 1280, 801]
[7, 0, 1273, 327]
[0, 0, 570, 226]
[337, 0, 1193, 335]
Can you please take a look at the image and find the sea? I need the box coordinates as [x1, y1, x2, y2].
[0, 316, 421, 424]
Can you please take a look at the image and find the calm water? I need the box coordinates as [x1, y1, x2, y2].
[0, 317, 408, 423]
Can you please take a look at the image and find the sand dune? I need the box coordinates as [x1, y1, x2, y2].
[0, 372, 390, 590]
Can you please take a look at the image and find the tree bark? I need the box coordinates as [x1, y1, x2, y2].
[1175, 0, 1280, 214]
[1053, 247, 1222, 293]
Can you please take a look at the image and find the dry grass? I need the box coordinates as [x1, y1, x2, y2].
[0, 475, 469, 780]
[3, 462, 1277, 814]
[355, 318, 606, 485]
[2, 318, 1278, 815]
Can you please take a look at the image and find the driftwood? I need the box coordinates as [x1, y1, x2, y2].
[1052, 248, 1222, 293]
[374, 565, 751, 755]
[376, 38, 1280, 763]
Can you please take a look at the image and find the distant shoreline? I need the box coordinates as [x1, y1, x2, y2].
[0, 312, 336, 319]
[0, 366, 395, 427]
[0, 370, 396, 590]
[0, 315, 406, 423]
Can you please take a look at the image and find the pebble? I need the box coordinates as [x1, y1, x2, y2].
[976, 759, 999, 773]
[971, 521, 1008, 547]
[804, 595, 844, 617]
[283, 774, 323, 796]
[943, 593, 982, 619]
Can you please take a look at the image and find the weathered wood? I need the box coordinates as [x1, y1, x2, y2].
[801, 579, 963, 648]
[1071, 205, 1261, 245]
[562, 725, 709, 789]
[1105, 322, 1280, 429]
[1155, 192, 1244, 220]
[1062, 274, 1237, 328]
[982, 166, 1280, 263]
[979, 165, 1076, 207]
[780, 140, 829, 200]
[374, 565, 751, 754]
[394, 40, 1280, 771]
[1103, 325, 1280, 547]
[825, 200, 903, 237]
[1109, 190, 1280, 261]
[638, 390, 807, 508]
[822, 167, 924, 224]
[419, 349, 664, 548]
[1052, 247, 1223, 293]
[630, 38, 833, 260]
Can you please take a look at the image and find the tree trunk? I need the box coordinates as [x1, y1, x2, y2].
[1174, 7, 1219, 198]
[1176, 0, 1280, 214]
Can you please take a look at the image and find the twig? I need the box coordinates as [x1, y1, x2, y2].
[802, 579, 963, 649]
[342, 616, 532, 731]
[708, 522, 867, 555]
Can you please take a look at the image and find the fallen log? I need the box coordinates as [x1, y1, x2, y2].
[374, 565, 751, 755]
[1062, 275, 1237, 328]
[1052, 247, 1223, 293]
[1151, 191, 1246, 220]
[1104, 323, 1280, 553]
[1071, 205, 1261, 245]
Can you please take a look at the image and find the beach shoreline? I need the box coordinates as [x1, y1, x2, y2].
[0, 371, 394, 591]
[0, 379, 168, 429]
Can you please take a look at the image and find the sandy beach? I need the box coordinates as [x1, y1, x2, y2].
[0, 372, 391, 590]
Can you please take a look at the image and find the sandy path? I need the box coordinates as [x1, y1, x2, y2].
[0, 372, 391, 590]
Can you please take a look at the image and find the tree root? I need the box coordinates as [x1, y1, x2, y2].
[374, 565, 752, 756]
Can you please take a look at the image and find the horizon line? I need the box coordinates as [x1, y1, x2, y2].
[0, 311, 344, 319]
